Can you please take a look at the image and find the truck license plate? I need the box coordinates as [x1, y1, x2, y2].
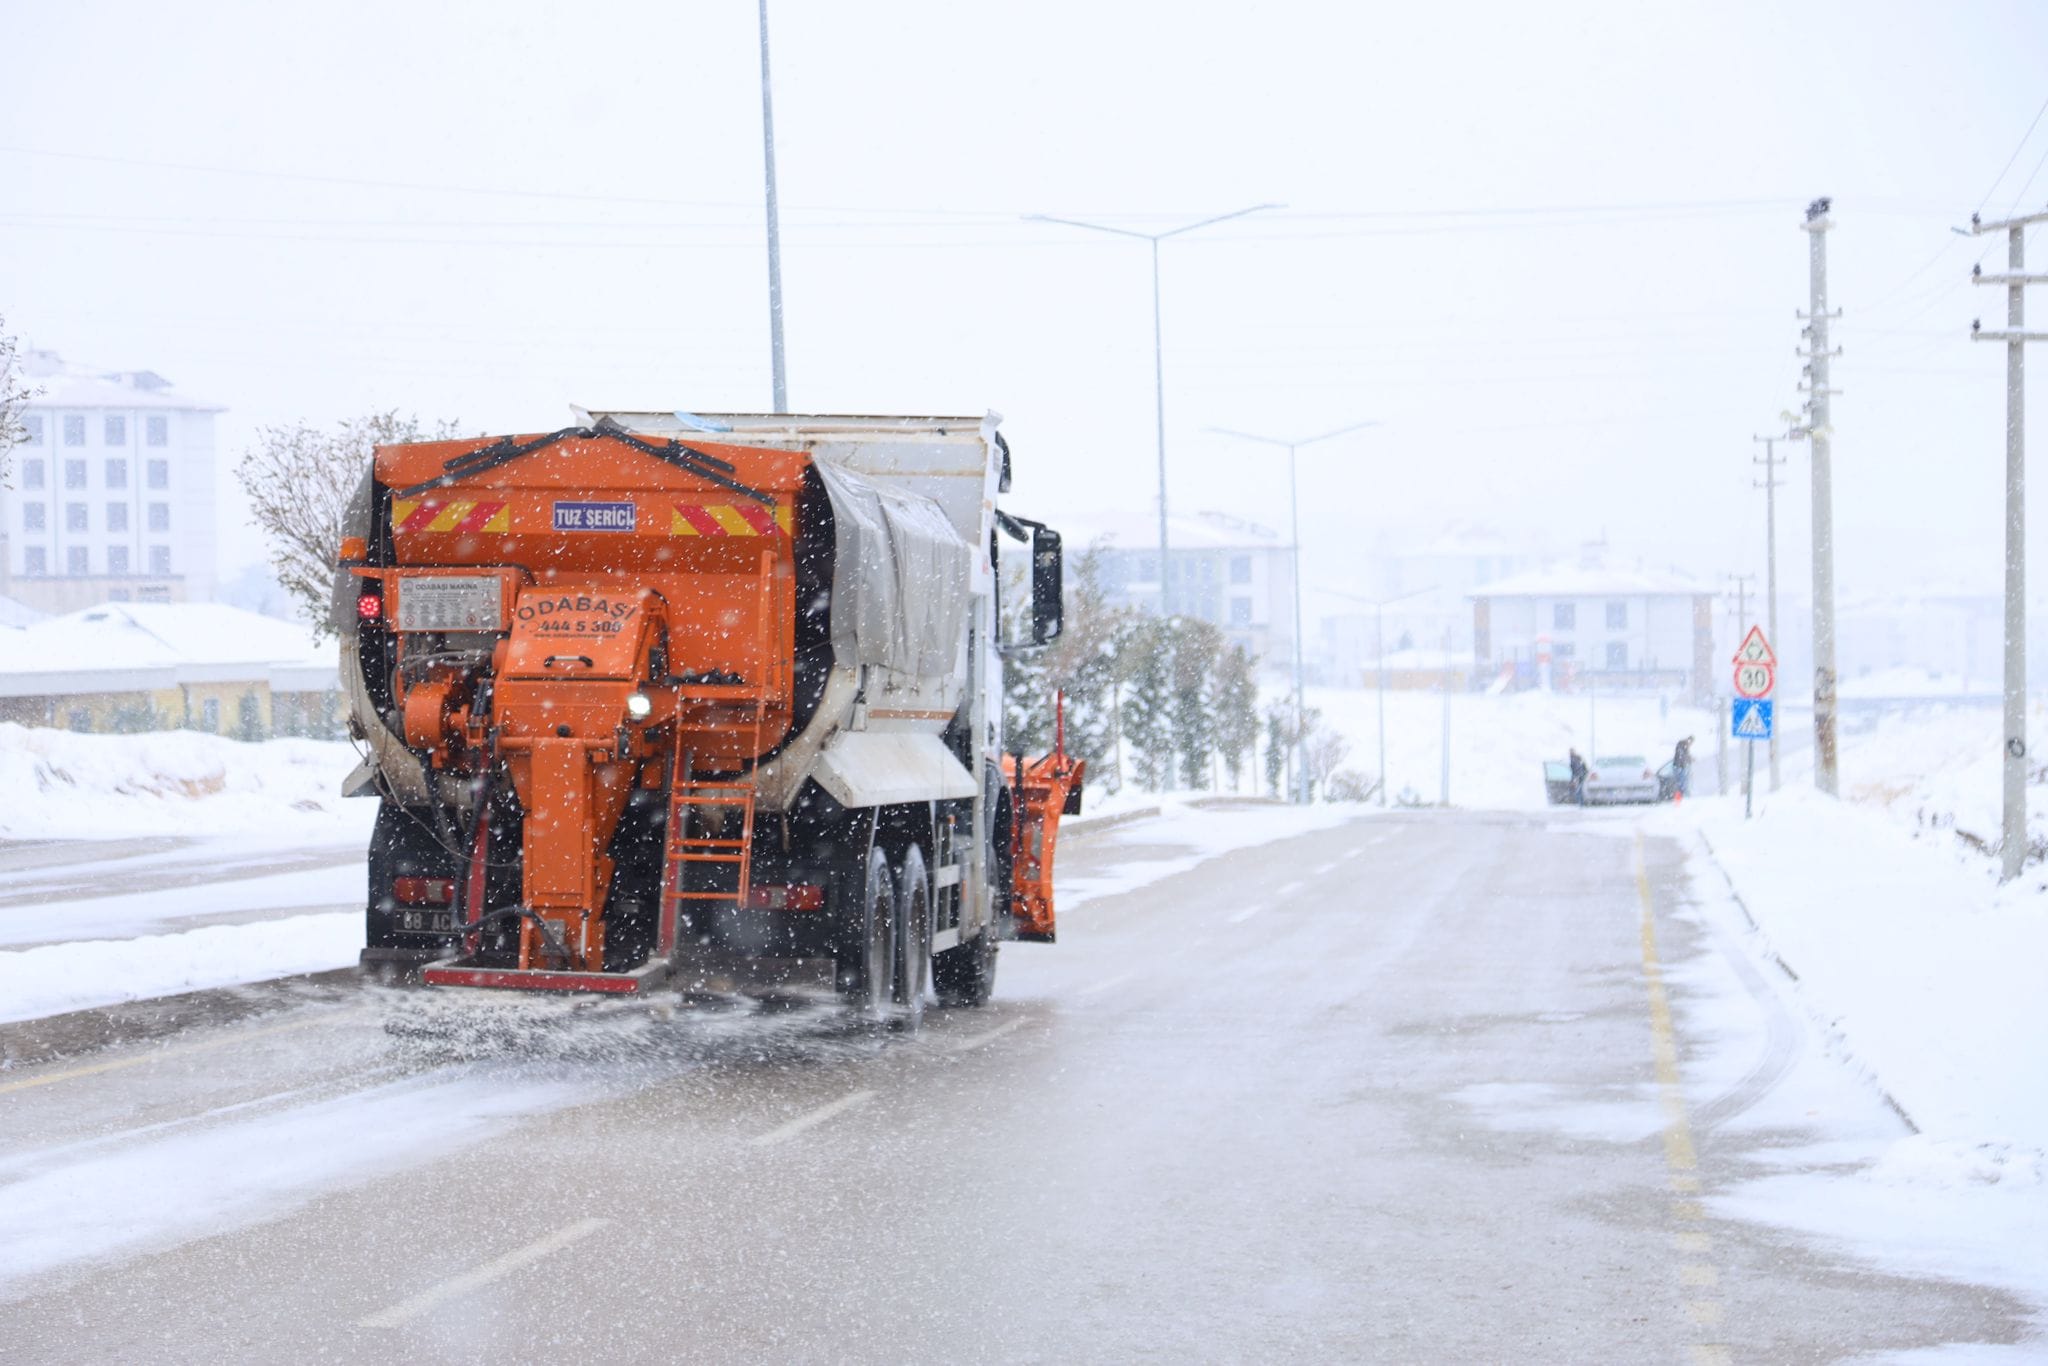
[399, 909, 455, 934]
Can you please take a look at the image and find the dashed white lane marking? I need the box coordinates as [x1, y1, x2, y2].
[947, 1018, 1026, 1053]
[1077, 971, 1135, 997]
[749, 1089, 874, 1147]
[1231, 879, 1299, 923]
[359, 1217, 611, 1328]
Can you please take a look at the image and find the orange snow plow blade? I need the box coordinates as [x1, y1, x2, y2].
[1004, 750, 1083, 943]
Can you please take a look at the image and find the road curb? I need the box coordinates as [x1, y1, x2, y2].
[1061, 806, 1161, 838]
[0, 967, 361, 1073]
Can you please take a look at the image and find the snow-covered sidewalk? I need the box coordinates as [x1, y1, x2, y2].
[1676, 789, 2047, 1152]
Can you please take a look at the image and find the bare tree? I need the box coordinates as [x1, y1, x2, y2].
[0, 316, 40, 483]
[237, 411, 461, 633]
[1302, 725, 1351, 801]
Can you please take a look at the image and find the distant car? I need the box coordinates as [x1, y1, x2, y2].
[1586, 755, 1661, 805]
[1542, 755, 1671, 806]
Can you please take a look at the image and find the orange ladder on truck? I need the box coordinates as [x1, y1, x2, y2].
[655, 549, 781, 956]
[660, 779, 756, 946]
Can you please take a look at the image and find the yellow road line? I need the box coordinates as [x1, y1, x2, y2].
[1636, 831, 1734, 1362]
[0, 1011, 344, 1096]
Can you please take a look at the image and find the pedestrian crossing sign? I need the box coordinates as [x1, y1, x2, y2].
[1732, 698, 1774, 740]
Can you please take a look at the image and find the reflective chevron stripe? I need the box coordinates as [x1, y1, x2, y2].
[669, 502, 790, 536]
[392, 499, 509, 534]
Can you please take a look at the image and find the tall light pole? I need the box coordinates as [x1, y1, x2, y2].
[1209, 420, 1380, 803]
[1027, 204, 1283, 616]
[757, 0, 788, 412]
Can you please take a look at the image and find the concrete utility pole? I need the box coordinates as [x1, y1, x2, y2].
[757, 0, 788, 412]
[1208, 420, 1380, 804]
[1799, 198, 1843, 795]
[1025, 205, 1282, 616]
[1727, 574, 1753, 637]
[1970, 204, 2048, 881]
[1752, 434, 1790, 790]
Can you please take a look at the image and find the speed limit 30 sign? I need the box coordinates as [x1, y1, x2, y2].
[1732, 625, 1776, 699]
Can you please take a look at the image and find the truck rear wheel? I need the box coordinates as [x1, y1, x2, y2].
[837, 845, 896, 1023]
[893, 845, 931, 1033]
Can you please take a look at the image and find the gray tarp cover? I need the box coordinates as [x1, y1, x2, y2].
[812, 458, 972, 680]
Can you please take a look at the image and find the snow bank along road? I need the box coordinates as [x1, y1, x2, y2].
[0, 807, 2033, 1362]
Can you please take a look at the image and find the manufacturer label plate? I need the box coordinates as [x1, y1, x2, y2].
[396, 575, 503, 632]
[553, 501, 638, 533]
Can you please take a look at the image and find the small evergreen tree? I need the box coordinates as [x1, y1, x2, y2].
[1049, 544, 1123, 769]
[1171, 617, 1222, 790]
[1264, 705, 1288, 797]
[1123, 619, 1174, 791]
[1214, 645, 1260, 791]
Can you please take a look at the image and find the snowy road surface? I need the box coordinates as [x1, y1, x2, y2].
[0, 807, 2034, 1362]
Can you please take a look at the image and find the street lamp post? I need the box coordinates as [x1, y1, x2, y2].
[1209, 421, 1380, 804]
[1027, 205, 1283, 616]
[1319, 584, 1438, 806]
[756, 0, 787, 412]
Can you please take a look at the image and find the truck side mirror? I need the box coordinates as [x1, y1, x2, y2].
[1031, 527, 1063, 644]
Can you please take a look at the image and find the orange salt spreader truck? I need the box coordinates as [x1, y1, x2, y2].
[333, 411, 1079, 1025]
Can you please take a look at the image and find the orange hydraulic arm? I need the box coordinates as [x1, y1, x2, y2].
[1003, 691, 1084, 944]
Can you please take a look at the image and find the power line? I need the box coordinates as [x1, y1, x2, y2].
[3, 142, 1810, 229]
[1977, 91, 2048, 215]
[2002, 136, 2048, 218]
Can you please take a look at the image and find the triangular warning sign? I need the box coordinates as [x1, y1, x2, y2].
[1735, 704, 1769, 737]
[1733, 625, 1777, 667]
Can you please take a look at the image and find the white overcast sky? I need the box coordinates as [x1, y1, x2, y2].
[6, 0, 2047, 610]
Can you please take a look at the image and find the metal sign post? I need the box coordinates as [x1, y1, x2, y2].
[1731, 626, 1777, 820]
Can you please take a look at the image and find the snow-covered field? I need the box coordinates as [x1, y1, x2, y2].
[0, 723, 374, 842]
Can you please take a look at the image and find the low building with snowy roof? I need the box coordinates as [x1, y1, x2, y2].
[0, 601, 339, 737]
[1469, 565, 1716, 701]
[1062, 509, 1296, 667]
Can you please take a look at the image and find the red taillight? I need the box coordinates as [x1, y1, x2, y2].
[393, 876, 455, 905]
[357, 590, 383, 621]
[743, 883, 826, 912]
